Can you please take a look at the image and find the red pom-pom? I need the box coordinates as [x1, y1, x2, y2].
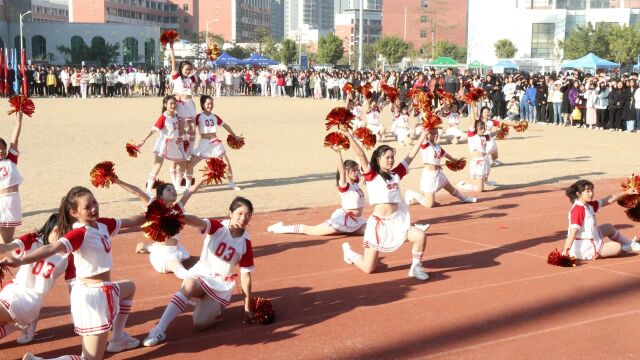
[227, 135, 245, 150]
[205, 43, 221, 61]
[445, 158, 466, 172]
[89, 161, 117, 188]
[405, 88, 421, 99]
[420, 111, 442, 130]
[547, 249, 577, 267]
[125, 143, 141, 158]
[200, 158, 227, 185]
[625, 205, 640, 222]
[160, 30, 180, 47]
[248, 296, 275, 325]
[325, 107, 355, 131]
[142, 199, 185, 242]
[463, 86, 485, 104]
[7, 95, 35, 117]
[323, 132, 350, 150]
[353, 127, 377, 150]
[382, 85, 399, 103]
[436, 88, 455, 106]
[495, 123, 510, 140]
[342, 82, 354, 94]
[358, 82, 372, 100]
[513, 121, 529, 132]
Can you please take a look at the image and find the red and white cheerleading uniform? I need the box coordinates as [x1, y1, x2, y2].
[326, 182, 366, 233]
[567, 200, 604, 260]
[444, 112, 464, 138]
[467, 133, 491, 179]
[483, 118, 501, 154]
[148, 202, 189, 273]
[393, 114, 411, 141]
[362, 161, 411, 252]
[0, 148, 23, 227]
[59, 218, 123, 335]
[188, 219, 254, 306]
[0, 233, 74, 326]
[366, 110, 383, 135]
[351, 106, 364, 129]
[171, 73, 197, 121]
[419, 141, 449, 193]
[192, 112, 226, 158]
[152, 111, 187, 161]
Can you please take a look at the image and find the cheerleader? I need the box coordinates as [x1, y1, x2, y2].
[7, 187, 146, 360]
[365, 100, 387, 141]
[0, 214, 73, 345]
[441, 102, 465, 144]
[340, 130, 430, 280]
[457, 120, 494, 192]
[142, 197, 256, 347]
[561, 180, 640, 260]
[167, 45, 197, 157]
[138, 95, 188, 195]
[0, 111, 24, 244]
[111, 176, 205, 279]
[267, 149, 366, 236]
[405, 127, 477, 208]
[186, 95, 243, 190]
[392, 105, 413, 146]
[349, 99, 365, 129]
[477, 106, 516, 166]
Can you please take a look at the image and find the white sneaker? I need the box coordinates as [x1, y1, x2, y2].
[22, 353, 43, 360]
[228, 184, 241, 191]
[106, 333, 140, 353]
[485, 180, 498, 186]
[342, 242, 354, 264]
[16, 319, 37, 344]
[408, 264, 429, 281]
[492, 160, 502, 166]
[414, 223, 431, 232]
[143, 327, 166, 347]
[267, 221, 283, 233]
[622, 237, 640, 252]
[461, 196, 477, 203]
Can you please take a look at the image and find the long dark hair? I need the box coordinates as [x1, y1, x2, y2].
[38, 213, 59, 245]
[370, 145, 396, 181]
[156, 183, 174, 201]
[336, 160, 359, 186]
[178, 60, 192, 78]
[162, 95, 176, 113]
[229, 196, 253, 214]
[565, 180, 594, 203]
[57, 186, 93, 237]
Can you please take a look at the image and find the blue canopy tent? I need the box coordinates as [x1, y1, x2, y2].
[492, 59, 519, 74]
[209, 52, 243, 66]
[560, 53, 620, 72]
[241, 53, 279, 66]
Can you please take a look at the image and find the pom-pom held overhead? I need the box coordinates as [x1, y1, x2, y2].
[201, 157, 227, 185]
[463, 86, 486, 104]
[325, 107, 355, 131]
[359, 82, 372, 100]
[142, 199, 186, 242]
[125, 143, 141, 158]
[547, 249, 577, 267]
[227, 134, 245, 150]
[7, 95, 35, 117]
[342, 82, 354, 94]
[248, 297, 275, 325]
[420, 111, 442, 130]
[382, 85, 400, 103]
[436, 88, 454, 106]
[323, 132, 350, 150]
[160, 30, 179, 47]
[495, 122, 510, 140]
[445, 158, 466, 172]
[89, 161, 117, 188]
[353, 127, 377, 150]
[512, 121, 529, 133]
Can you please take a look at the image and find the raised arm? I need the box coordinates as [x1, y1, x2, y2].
[343, 130, 369, 170]
[10, 112, 22, 150]
[179, 177, 207, 205]
[403, 131, 427, 165]
[600, 187, 638, 208]
[184, 214, 208, 233]
[335, 149, 347, 186]
[1, 241, 66, 268]
[169, 45, 177, 75]
[120, 214, 146, 229]
[112, 177, 150, 203]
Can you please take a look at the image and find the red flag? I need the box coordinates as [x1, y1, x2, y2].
[20, 49, 26, 96]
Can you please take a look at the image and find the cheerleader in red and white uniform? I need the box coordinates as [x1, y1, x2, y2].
[561, 180, 640, 259]
[267, 148, 366, 236]
[110, 176, 205, 279]
[392, 105, 413, 146]
[0, 111, 24, 244]
[405, 127, 476, 208]
[186, 95, 243, 191]
[167, 45, 197, 157]
[8, 187, 146, 360]
[457, 120, 493, 193]
[441, 102, 465, 144]
[349, 99, 365, 129]
[0, 214, 74, 345]
[477, 106, 516, 166]
[341, 130, 431, 280]
[365, 100, 386, 141]
[142, 197, 255, 347]
[139, 95, 188, 195]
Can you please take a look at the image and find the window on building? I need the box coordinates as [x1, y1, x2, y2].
[589, 0, 611, 8]
[123, 37, 139, 64]
[556, 0, 585, 9]
[421, 0, 428, 8]
[183, 4, 188, 11]
[631, 13, 640, 27]
[145, 38, 155, 67]
[31, 35, 46, 60]
[420, 15, 427, 23]
[70, 36, 85, 63]
[531, 23, 555, 58]
[420, 30, 427, 38]
[565, 14, 585, 37]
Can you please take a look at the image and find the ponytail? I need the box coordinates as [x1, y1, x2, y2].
[38, 213, 59, 245]
[565, 180, 594, 203]
[57, 186, 93, 236]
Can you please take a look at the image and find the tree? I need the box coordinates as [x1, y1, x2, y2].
[317, 33, 344, 65]
[432, 40, 466, 62]
[363, 44, 378, 69]
[254, 27, 270, 53]
[226, 45, 252, 59]
[263, 37, 279, 59]
[560, 23, 609, 60]
[607, 25, 640, 65]
[57, 41, 120, 66]
[494, 39, 517, 59]
[376, 36, 410, 64]
[279, 39, 298, 65]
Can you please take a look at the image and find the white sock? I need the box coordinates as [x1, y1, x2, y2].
[272, 224, 303, 234]
[411, 251, 423, 266]
[47, 356, 84, 360]
[451, 189, 466, 201]
[145, 174, 156, 194]
[228, 180, 235, 187]
[157, 292, 189, 331]
[173, 266, 190, 280]
[169, 169, 179, 189]
[111, 298, 133, 339]
[0, 323, 17, 340]
[343, 244, 362, 263]
[611, 230, 632, 245]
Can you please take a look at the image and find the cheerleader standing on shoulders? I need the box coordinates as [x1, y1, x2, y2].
[186, 95, 243, 191]
[348, 99, 365, 129]
[392, 105, 413, 146]
[561, 180, 640, 260]
[365, 99, 387, 142]
[6, 187, 146, 360]
[0, 111, 24, 244]
[341, 130, 431, 280]
[267, 148, 366, 236]
[138, 95, 188, 195]
[441, 102, 465, 144]
[405, 127, 476, 208]
[143, 197, 256, 346]
[167, 44, 197, 161]
[0, 214, 74, 345]
[111, 176, 205, 279]
[458, 120, 495, 192]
